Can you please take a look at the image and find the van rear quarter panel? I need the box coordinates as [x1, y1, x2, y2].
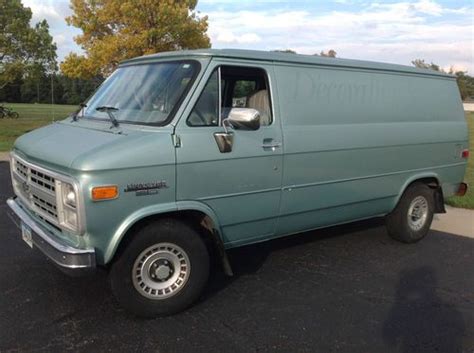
[274, 63, 468, 235]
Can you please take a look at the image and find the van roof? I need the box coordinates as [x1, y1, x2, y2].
[121, 48, 453, 79]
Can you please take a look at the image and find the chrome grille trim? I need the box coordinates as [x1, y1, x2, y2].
[9, 153, 85, 235]
[11, 158, 59, 224]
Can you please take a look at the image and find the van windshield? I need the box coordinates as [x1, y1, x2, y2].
[83, 61, 199, 126]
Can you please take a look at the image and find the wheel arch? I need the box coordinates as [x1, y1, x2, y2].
[392, 173, 445, 214]
[104, 201, 233, 275]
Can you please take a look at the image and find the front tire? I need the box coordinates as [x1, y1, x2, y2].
[109, 219, 210, 317]
[386, 183, 435, 243]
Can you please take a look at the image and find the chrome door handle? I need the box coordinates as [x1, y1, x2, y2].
[262, 140, 282, 150]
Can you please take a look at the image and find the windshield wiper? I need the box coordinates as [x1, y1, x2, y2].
[96, 106, 119, 127]
[71, 103, 87, 122]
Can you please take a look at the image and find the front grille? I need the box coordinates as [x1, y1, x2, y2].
[15, 159, 28, 178]
[11, 157, 59, 225]
[30, 168, 56, 193]
[32, 194, 57, 217]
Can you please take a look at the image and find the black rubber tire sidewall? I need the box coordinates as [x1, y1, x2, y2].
[109, 218, 210, 318]
[386, 183, 435, 243]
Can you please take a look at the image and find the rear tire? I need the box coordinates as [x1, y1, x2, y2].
[109, 218, 210, 317]
[386, 183, 435, 243]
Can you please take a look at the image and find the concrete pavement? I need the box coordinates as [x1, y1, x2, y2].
[432, 205, 474, 238]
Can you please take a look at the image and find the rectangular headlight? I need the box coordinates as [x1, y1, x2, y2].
[56, 180, 81, 233]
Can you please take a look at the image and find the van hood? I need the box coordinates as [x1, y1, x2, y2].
[13, 120, 174, 171]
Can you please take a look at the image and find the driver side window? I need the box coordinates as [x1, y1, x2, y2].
[187, 65, 272, 127]
[187, 71, 219, 127]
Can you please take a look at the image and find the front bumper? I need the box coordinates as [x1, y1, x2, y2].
[6, 197, 96, 272]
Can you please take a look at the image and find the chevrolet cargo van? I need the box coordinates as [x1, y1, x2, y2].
[6, 49, 469, 317]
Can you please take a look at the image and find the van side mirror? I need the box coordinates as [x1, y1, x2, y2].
[224, 108, 261, 131]
[214, 108, 260, 153]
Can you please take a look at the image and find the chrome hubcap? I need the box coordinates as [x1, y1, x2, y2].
[407, 196, 429, 231]
[132, 243, 190, 300]
[154, 263, 171, 280]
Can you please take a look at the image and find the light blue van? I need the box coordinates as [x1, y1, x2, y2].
[6, 49, 469, 316]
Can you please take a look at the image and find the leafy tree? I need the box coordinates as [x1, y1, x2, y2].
[62, 0, 211, 79]
[0, 0, 57, 90]
[57, 75, 103, 104]
[450, 70, 474, 101]
[20, 69, 42, 103]
[1, 71, 102, 105]
[411, 59, 440, 72]
[319, 49, 337, 58]
[233, 80, 256, 99]
[412, 59, 474, 100]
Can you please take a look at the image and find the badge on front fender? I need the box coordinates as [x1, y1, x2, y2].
[124, 180, 168, 196]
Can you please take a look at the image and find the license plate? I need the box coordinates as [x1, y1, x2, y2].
[21, 222, 33, 248]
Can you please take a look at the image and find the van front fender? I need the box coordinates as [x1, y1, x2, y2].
[103, 201, 224, 265]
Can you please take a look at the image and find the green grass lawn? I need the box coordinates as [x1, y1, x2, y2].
[445, 111, 474, 209]
[0, 103, 76, 151]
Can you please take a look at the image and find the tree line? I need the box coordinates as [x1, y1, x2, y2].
[1, 0, 210, 105]
[1, 0, 473, 106]
[0, 72, 102, 105]
[412, 59, 474, 101]
[0, 0, 103, 104]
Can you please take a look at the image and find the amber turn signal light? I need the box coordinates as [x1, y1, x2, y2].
[91, 185, 118, 201]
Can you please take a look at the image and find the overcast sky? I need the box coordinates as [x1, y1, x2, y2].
[22, 0, 473, 74]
